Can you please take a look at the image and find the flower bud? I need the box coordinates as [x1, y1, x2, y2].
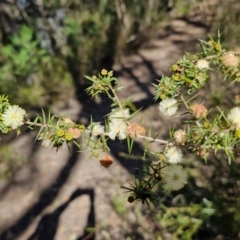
[93, 150, 99, 158]
[173, 129, 187, 145]
[99, 155, 113, 168]
[128, 195, 135, 203]
[221, 53, 239, 68]
[171, 64, 181, 72]
[235, 129, 240, 139]
[108, 71, 113, 77]
[101, 69, 108, 75]
[190, 104, 207, 119]
[196, 148, 209, 159]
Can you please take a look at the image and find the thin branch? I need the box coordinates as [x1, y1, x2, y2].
[180, 94, 190, 110]
[25, 121, 51, 128]
[24, 120, 169, 144]
[136, 135, 169, 145]
[108, 84, 130, 124]
[204, 51, 240, 61]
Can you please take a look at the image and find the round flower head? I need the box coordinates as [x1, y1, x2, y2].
[88, 122, 104, 136]
[227, 107, 240, 129]
[161, 165, 188, 191]
[108, 119, 127, 140]
[2, 105, 26, 129]
[67, 128, 81, 139]
[126, 123, 146, 137]
[221, 53, 239, 68]
[190, 103, 207, 119]
[159, 98, 178, 116]
[165, 146, 183, 164]
[174, 129, 187, 145]
[196, 59, 209, 70]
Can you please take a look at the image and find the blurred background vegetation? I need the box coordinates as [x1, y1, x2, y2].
[1, 0, 240, 239]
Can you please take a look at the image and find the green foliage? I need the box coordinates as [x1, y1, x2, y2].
[0, 0, 213, 110]
[0, 25, 73, 108]
[158, 199, 214, 240]
[112, 195, 127, 215]
[0, 95, 10, 133]
[0, 145, 25, 180]
[63, 1, 114, 76]
[33, 109, 85, 151]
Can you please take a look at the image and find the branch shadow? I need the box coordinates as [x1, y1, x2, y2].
[28, 188, 95, 240]
[0, 144, 80, 240]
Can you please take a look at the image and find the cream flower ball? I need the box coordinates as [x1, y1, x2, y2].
[165, 146, 183, 164]
[227, 107, 240, 129]
[2, 105, 26, 129]
[196, 59, 209, 70]
[159, 98, 178, 116]
[162, 165, 188, 191]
